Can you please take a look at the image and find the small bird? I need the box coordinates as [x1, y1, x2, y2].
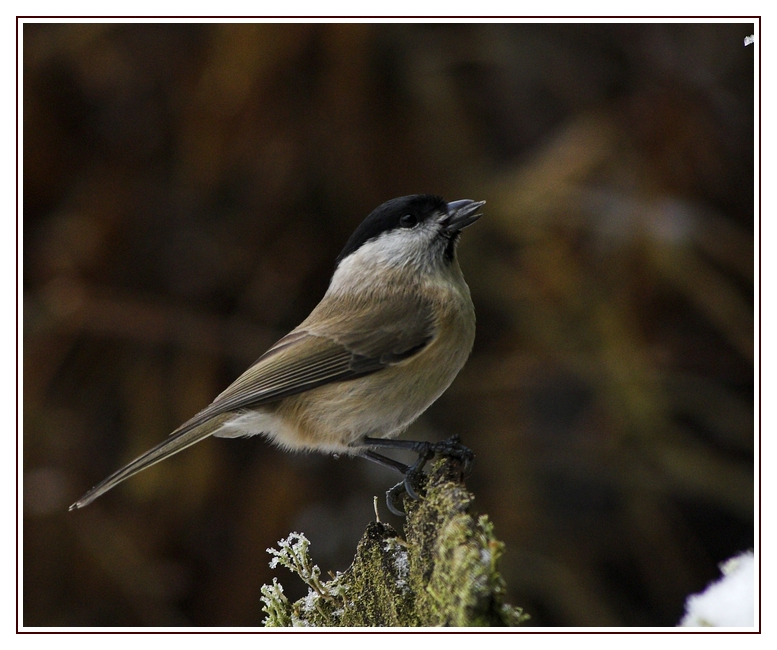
[70, 195, 484, 514]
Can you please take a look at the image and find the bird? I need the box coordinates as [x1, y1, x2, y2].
[70, 194, 484, 515]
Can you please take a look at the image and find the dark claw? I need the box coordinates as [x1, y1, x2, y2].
[362, 434, 476, 517]
[462, 451, 475, 476]
[402, 447, 431, 501]
[386, 481, 408, 516]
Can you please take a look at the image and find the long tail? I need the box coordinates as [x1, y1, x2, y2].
[69, 413, 234, 510]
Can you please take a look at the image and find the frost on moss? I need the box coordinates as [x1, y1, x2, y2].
[260, 457, 528, 627]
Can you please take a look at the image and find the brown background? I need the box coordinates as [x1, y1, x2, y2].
[23, 22, 755, 627]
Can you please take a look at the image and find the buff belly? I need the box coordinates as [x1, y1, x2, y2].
[213, 313, 473, 453]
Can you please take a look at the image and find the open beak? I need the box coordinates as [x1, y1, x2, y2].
[442, 199, 486, 234]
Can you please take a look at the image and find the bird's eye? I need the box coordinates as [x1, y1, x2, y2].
[400, 214, 418, 228]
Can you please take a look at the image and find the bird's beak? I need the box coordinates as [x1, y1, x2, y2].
[442, 199, 486, 234]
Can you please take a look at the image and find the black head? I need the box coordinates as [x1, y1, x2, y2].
[336, 195, 447, 266]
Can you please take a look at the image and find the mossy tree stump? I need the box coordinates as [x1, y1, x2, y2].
[261, 456, 527, 627]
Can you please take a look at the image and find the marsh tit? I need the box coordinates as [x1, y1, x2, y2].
[70, 195, 484, 514]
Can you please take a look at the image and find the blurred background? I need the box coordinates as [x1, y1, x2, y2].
[23, 22, 755, 627]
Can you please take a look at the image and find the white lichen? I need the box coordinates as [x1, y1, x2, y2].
[383, 537, 410, 590]
[266, 532, 326, 595]
[259, 578, 291, 626]
[301, 588, 320, 613]
[264, 531, 350, 626]
[479, 548, 492, 566]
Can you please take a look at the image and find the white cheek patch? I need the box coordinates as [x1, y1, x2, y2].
[329, 224, 439, 294]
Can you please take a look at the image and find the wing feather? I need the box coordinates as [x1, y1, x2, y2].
[170, 295, 437, 437]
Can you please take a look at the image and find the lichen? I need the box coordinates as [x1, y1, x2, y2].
[260, 532, 349, 626]
[259, 578, 292, 627]
[260, 457, 529, 627]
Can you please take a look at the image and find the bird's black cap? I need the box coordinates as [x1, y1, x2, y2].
[336, 195, 446, 265]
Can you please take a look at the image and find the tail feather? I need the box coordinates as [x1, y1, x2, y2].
[69, 413, 234, 510]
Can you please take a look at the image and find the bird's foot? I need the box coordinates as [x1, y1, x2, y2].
[368, 435, 474, 516]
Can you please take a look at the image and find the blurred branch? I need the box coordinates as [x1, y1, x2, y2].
[650, 244, 753, 362]
[489, 111, 622, 233]
[27, 278, 272, 363]
[649, 435, 754, 516]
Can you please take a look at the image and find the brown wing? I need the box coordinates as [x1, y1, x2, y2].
[170, 292, 437, 435]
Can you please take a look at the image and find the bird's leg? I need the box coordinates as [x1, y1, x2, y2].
[362, 434, 475, 477]
[358, 450, 413, 516]
[359, 449, 410, 474]
[358, 435, 475, 516]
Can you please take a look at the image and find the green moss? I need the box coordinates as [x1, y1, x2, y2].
[260, 457, 528, 627]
